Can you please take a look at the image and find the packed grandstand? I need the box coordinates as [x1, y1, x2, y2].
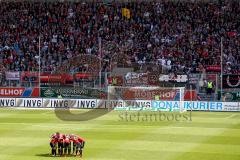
[0, 0, 239, 102]
[0, 0, 239, 73]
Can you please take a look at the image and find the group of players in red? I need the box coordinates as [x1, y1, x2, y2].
[50, 132, 85, 157]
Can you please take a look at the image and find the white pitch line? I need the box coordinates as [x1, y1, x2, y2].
[225, 114, 235, 119]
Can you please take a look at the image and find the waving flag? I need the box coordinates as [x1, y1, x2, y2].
[122, 8, 131, 19]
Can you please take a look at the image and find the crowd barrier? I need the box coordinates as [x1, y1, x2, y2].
[0, 98, 240, 112]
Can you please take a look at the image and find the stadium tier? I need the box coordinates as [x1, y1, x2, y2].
[0, 1, 239, 73]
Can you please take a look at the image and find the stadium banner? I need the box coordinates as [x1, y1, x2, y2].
[40, 87, 107, 99]
[222, 75, 240, 88]
[151, 101, 181, 111]
[15, 98, 42, 108]
[42, 98, 97, 108]
[109, 100, 128, 111]
[159, 74, 188, 83]
[20, 72, 75, 84]
[122, 73, 188, 86]
[217, 91, 240, 101]
[0, 98, 15, 107]
[124, 100, 151, 110]
[206, 65, 221, 72]
[43, 98, 78, 108]
[0, 97, 239, 112]
[113, 100, 223, 111]
[108, 72, 160, 86]
[76, 99, 97, 109]
[21, 72, 39, 82]
[5, 71, 20, 80]
[112, 100, 152, 111]
[184, 101, 223, 111]
[119, 88, 196, 100]
[222, 102, 240, 111]
[124, 72, 149, 86]
[121, 88, 177, 100]
[0, 87, 39, 97]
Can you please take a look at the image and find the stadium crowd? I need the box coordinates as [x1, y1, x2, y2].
[0, 1, 239, 74]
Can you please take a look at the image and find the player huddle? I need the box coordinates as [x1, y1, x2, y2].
[50, 132, 85, 157]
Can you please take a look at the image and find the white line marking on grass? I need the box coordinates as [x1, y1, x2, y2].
[225, 114, 235, 119]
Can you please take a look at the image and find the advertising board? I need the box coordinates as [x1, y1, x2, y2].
[0, 88, 39, 97]
[41, 87, 107, 99]
[16, 98, 42, 107]
[0, 97, 239, 112]
[0, 98, 15, 107]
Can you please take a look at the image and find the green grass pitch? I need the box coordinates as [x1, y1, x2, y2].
[0, 108, 240, 160]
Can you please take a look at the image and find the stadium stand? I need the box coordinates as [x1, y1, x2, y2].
[0, 1, 239, 74]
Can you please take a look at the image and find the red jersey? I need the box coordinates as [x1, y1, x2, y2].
[54, 133, 64, 139]
[59, 133, 65, 139]
[51, 133, 57, 139]
[72, 136, 78, 143]
[50, 138, 58, 144]
[69, 135, 74, 142]
[55, 133, 64, 143]
[77, 136, 85, 143]
[58, 139, 64, 143]
[64, 138, 70, 144]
